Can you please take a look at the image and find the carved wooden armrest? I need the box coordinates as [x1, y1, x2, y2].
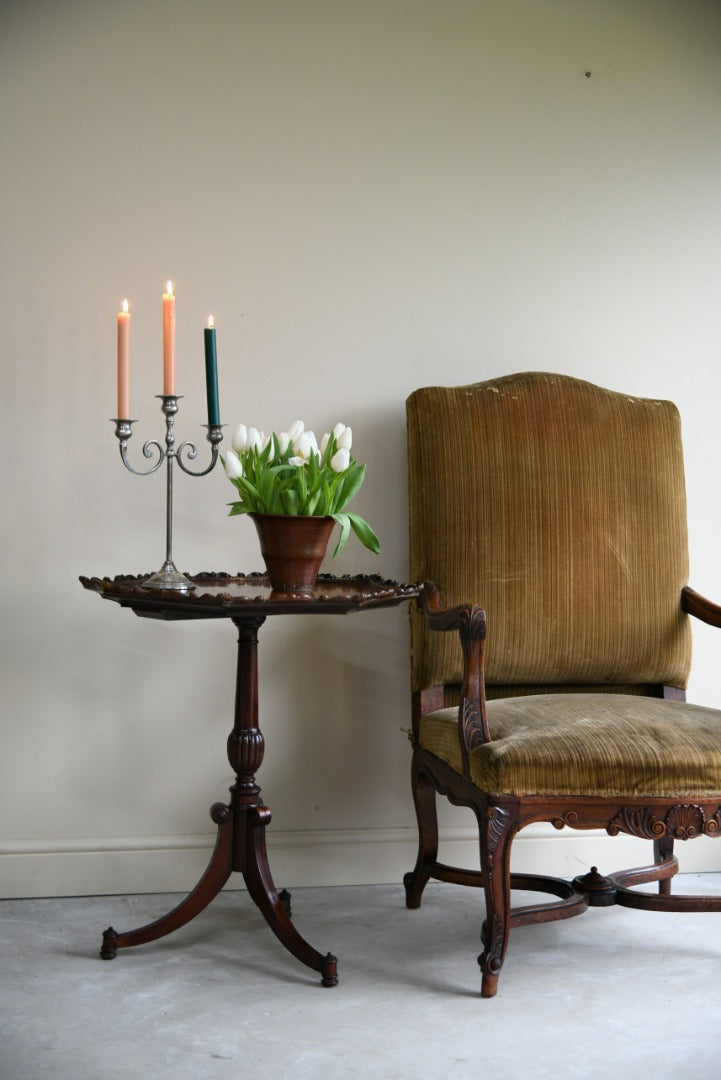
[681, 586, 721, 628]
[418, 583, 489, 775]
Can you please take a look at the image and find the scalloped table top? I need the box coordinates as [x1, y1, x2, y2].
[80, 572, 423, 620]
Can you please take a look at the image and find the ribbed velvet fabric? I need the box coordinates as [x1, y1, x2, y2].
[407, 372, 692, 693]
[419, 694, 721, 797]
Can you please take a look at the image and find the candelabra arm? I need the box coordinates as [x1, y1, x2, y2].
[176, 424, 224, 477]
[112, 420, 165, 477]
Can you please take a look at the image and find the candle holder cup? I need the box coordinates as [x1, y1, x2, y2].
[112, 395, 223, 591]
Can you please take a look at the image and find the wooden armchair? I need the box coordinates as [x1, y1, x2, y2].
[404, 371, 721, 997]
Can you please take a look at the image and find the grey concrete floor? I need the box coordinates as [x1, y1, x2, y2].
[2, 876, 721, 1080]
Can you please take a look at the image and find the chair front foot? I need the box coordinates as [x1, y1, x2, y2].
[478, 943, 502, 997]
[404, 867, 430, 909]
[478, 912, 506, 997]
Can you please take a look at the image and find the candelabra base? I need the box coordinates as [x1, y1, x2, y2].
[141, 561, 196, 592]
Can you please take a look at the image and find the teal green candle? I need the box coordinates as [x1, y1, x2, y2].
[204, 321, 220, 426]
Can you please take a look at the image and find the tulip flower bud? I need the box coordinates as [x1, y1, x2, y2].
[287, 419, 305, 442]
[223, 449, 244, 479]
[337, 426, 352, 451]
[231, 423, 249, 454]
[330, 447, 350, 473]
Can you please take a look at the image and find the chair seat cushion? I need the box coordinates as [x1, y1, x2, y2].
[418, 693, 721, 797]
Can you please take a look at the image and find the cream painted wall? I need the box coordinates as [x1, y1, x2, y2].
[2, 0, 721, 898]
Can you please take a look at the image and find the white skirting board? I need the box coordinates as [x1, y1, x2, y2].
[2, 824, 721, 899]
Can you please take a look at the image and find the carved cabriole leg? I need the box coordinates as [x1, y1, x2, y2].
[478, 801, 515, 998]
[404, 750, 440, 908]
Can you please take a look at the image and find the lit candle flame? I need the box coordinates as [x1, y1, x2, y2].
[166, 280, 174, 296]
[208, 314, 215, 329]
[121, 298, 129, 314]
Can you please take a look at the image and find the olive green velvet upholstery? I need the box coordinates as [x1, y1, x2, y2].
[419, 694, 721, 797]
[407, 372, 691, 696]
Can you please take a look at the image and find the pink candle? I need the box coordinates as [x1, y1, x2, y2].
[162, 280, 176, 395]
[117, 298, 131, 419]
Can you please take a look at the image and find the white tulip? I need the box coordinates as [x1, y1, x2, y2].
[223, 449, 244, 479]
[320, 432, 330, 454]
[330, 447, 350, 473]
[247, 427, 263, 451]
[293, 430, 318, 461]
[332, 422, 352, 451]
[287, 419, 305, 442]
[277, 432, 291, 454]
[288, 455, 307, 468]
[231, 423, 249, 453]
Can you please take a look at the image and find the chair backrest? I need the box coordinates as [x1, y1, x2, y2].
[407, 372, 691, 700]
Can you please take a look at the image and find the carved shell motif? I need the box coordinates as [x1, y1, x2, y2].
[607, 803, 721, 840]
[665, 804, 705, 839]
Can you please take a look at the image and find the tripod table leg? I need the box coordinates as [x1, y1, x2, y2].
[100, 802, 233, 959]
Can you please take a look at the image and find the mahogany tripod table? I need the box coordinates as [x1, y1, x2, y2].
[80, 571, 420, 986]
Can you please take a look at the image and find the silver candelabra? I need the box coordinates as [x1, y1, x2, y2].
[113, 395, 223, 591]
